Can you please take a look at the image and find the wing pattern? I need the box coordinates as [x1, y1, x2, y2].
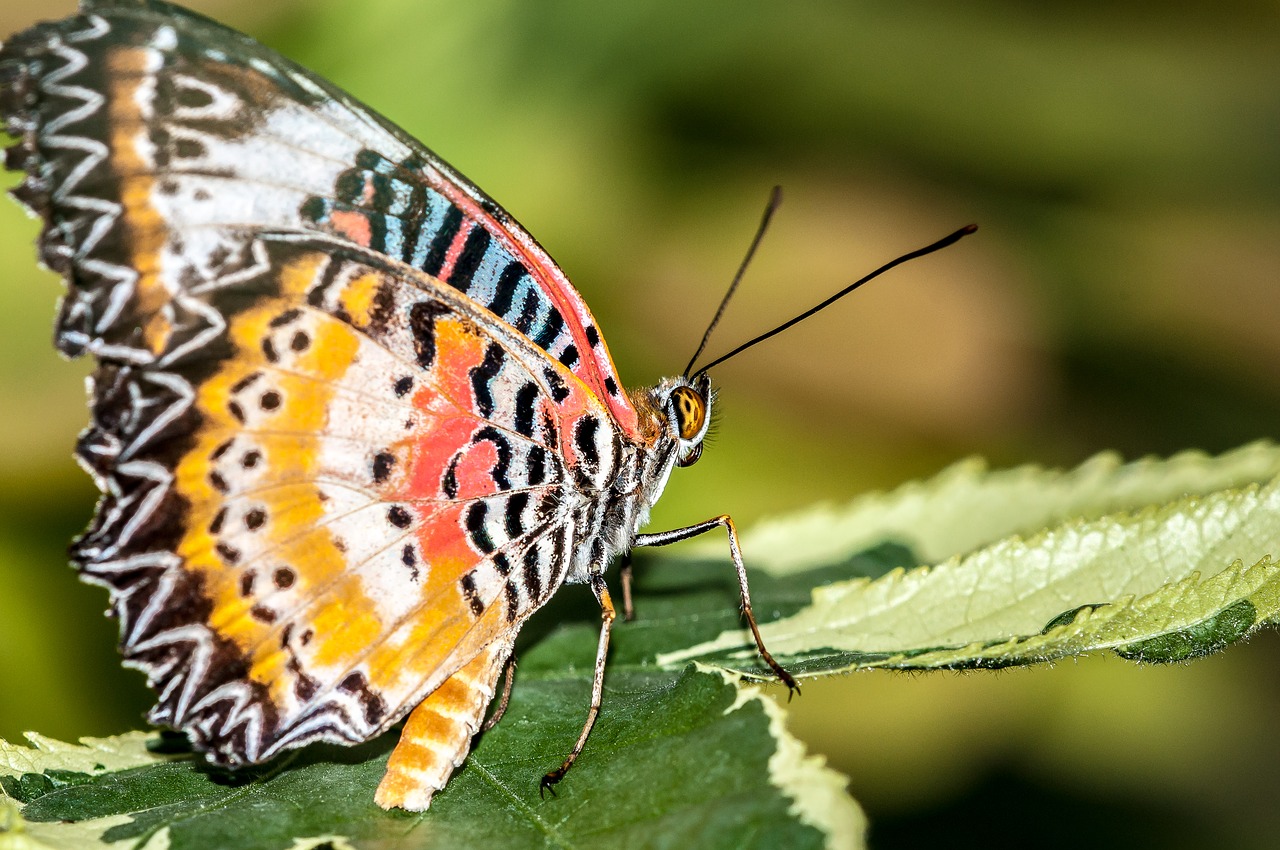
[0, 0, 636, 770]
[94, 234, 619, 763]
[0, 0, 639, 432]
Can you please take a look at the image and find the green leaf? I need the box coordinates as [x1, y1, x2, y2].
[658, 442, 1280, 675]
[2, 643, 860, 849]
[7, 443, 1277, 849]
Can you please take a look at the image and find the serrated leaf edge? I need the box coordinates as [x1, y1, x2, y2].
[702, 665, 867, 850]
[718, 441, 1280, 575]
[0, 733, 172, 779]
[660, 464, 1280, 672]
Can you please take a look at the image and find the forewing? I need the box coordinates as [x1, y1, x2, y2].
[0, 0, 640, 434]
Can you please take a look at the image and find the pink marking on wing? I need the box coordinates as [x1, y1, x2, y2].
[414, 503, 477, 570]
[437, 219, 475, 282]
[403, 414, 482, 500]
[452, 441, 499, 499]
[328, 210, 373, 247]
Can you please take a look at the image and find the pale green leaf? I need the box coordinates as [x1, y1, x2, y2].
[660, 443, 1280, 674]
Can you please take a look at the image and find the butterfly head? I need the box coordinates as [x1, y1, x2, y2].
[661, 372, 713, 468]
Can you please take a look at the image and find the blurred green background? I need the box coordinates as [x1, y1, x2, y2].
[1, 1, 1278, 846]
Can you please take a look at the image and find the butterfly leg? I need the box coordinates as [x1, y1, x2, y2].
[619, 552, 636, 622]
[635, 516, 800, 697]
[481, 653, 517, 733]
[540, 573, 615, 797]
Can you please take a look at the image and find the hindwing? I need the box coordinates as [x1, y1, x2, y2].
[75, 234, 617, 763]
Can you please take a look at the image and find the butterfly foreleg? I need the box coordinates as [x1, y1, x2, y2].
[481, 653, 518, 733]
[540, 572, 615, 798]
[619, 552, 636, 622]
[634, 516, 800, 698]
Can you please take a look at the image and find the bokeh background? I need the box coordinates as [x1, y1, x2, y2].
[1, 1, 1278, 847]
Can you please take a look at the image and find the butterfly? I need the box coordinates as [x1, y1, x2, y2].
[0, 0, 803, 810]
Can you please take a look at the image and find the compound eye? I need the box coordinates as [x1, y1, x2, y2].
[669, 386, 706, 441]
[677, 442, 703, 468]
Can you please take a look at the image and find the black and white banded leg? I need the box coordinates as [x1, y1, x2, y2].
[540, 571, 616, 796]
[635, 515, 799, 697]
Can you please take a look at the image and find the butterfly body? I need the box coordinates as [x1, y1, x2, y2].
[2, 0, 774, 810]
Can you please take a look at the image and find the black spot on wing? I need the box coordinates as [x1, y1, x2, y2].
[504, 492, 529, 539]
[230, 372, 261, 394]
[470, 344, 505, 418]
[448, 227, 491, 292]
[401, 544, 419, 582]
[442, 453, 460, 499]
[549, 525, 569, 585]
[270, 309, 302, 328]
[174, 137, 205, 160]
[522, 545, 543, 602]
[543, 367, 569, 403]
[365, 281, 398, 335]
[460, 572, 485, 617]
[493, 552, 511, 576]
[533, 307, 564, 351]
[513, 382, 539, 438]
[466, 501, 495, 554]
[294, 675, 317, 703]
[487, 262, 524, 323]
[408, 301, 449, 370]
[526, 446, 547, 486]
[422, 206, 463, 277]
[372, 451, 396, 484]
[574, 417, 601, 470]
[472, 426, 512, 490]
[504, 581, 520, 622]
[513, 288, 539, 336]
[338, 671, 387, 726]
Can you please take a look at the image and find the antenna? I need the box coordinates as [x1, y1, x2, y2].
[683, 186, 783, 377]
[691, 223, 978, 378]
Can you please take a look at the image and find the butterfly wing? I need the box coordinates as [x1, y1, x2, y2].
[60, 227, 614, 764]
[1, 2, 631, 770]
[1, 0, 639, 431]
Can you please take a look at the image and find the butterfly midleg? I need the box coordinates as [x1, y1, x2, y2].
[635, 516, 800, 696]
[540, 572, 615, 797]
